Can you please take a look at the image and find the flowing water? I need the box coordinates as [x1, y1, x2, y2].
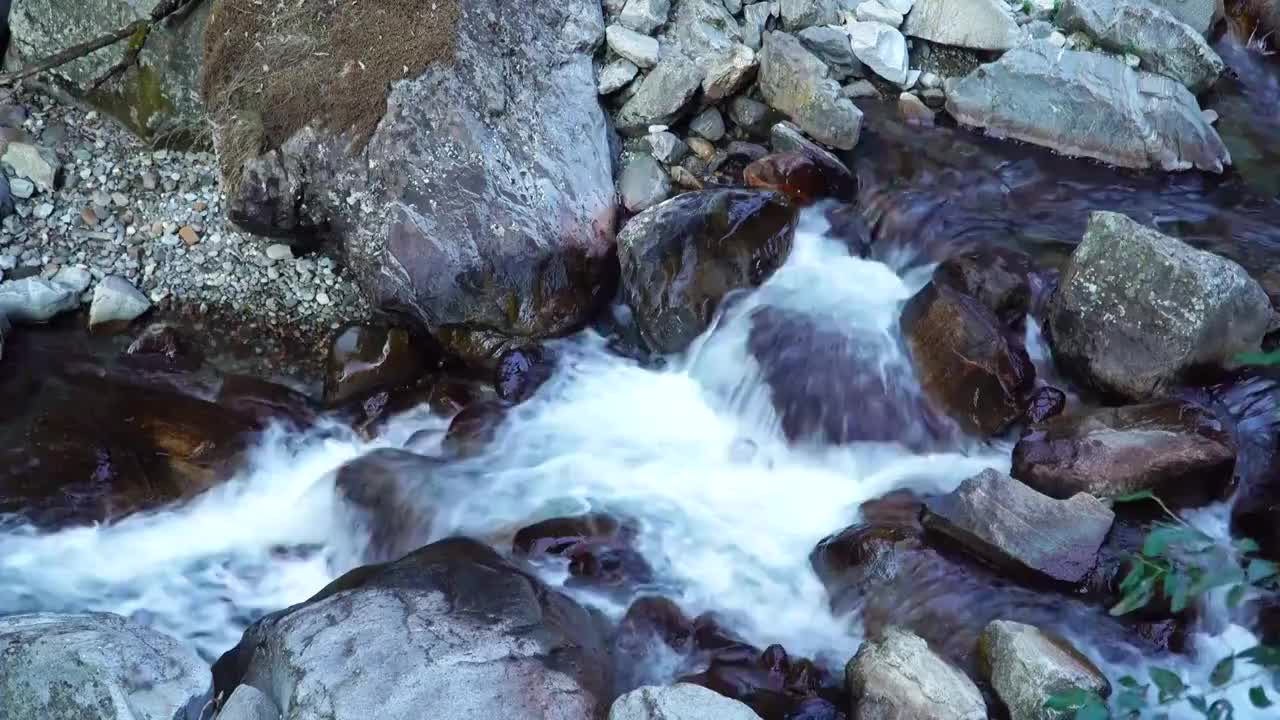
[2, 28, 1280, 720]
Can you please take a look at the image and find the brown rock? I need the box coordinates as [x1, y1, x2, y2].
[743, 149, 856, 206]
[80, 207, 98, 227]
[178, 225, 200, 245]
[933, 249, 1034, 331]
[323, 325, 425, 404]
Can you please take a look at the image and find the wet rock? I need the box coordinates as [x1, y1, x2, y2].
[704, 44, 760, 101]
[1024, 386, 1067, 424]
[0, 277, 78, 324]
[617, 189, 798, 353]
[901, 281, 1035, 435]
[682, 640, 844, 720]
[323, 325, 424, 405]
[769, 122, 844, 164]
[847, 21, 910, 85]
[1012, 399, 1236, 506]
[897, 92, 935, 126]
[758, 32, 863, 150]
[933, 249, 1033, 330]
[903, 0, 1023, 50]
[691, 107, 727, 141]
[621, 153, 674, 212]
[608, 24, 661, 67]
[496, 345, 555, 402]
[646, 131, 689, 164]
[780, 0, 842, 29]
[617, 53, 706, 134]
[1057, 0, 1223, 93]
[946, 42, 1230, 172]
[796, 25, 863, 80]
[600, 58, 641, 94]
[730, 96, 774, 136]
[88, 275, 151, 330]
[515, 513, 652, 592]
[0, 140, 59, 193]
[619, 0, 671, 33]
[514, 513, 630, 556]
[1047, 212, 1270, 399]
[218, 684, 280, 720]
[0, 612, 211, 720]
[846, 627, 986, 720]
[0, 316, 8, 363]
[744, 150, 857, 206]
[922, 469, 1115, 587]
[610, 684, 764, 720]
[125, 323, 201, 369]
[978, 620, 1111, 720]
[442, 399, 512, 456]
[334, 449, 451, 562]
[212, 538, 610, 720]
[216, 375, 319, 430]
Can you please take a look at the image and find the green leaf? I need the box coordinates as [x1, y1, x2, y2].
[1227, 584, 1246, 610]
[1045, 687, 1093, 711]
[1150, 667, 1185, 702]
[1118, 675, 1141, 690]
[1167, 572, 1192, 613]
[1247, 559, 1279, 584]
[1113, 490, 1156, 503]
[1119, 561, 1150, 595]
[1111, 576, 1156, 616]
[1189, 565, 1245, 597]
[1207, 699, 1234, 720]
[1250, 686, 1273, 708]
[1189, 695, 1209, 713]
[1239, 644, 1280, 669]
[1142, 525, 1210, 557]
[1076, 699, 1110, 720]
[1211, 656, 1235, 686]
[1233, 349, 1280, 366]
[1235, 538, 1262, 554]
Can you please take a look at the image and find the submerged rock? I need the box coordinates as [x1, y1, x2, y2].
[846, 627, 986, 720]
[514, 513, 653, 592]
[0, 612, 211, 720]
[933, 249, 1033, 331]
[1056, 0, 1224, 93]
[1012, 399, 1236, 506]
[617, 189, 797, 353]
[922, 469, 1115, 586]
[495, 345, 555, 402]
[333, 449, 451, 562]
[609, 684, 763, 720]
[323, 325, 424, 405]
[744, 150, 857, 206]
[213, 538, 611, 720]
[946, 41, 1230, 172]
[903, 0, 1023, 50]
[758, 31, 863, 149]
[979, 620, 1111, 720]
[1047, 212, 1271, 399]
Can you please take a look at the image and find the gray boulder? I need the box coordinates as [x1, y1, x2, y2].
[616, 53, 705, 134]
[0, 612, 211, 720]
[758, 31, 863, 150]
[923, 469, 1115, 586]
[1047, 211, 1271, 398]
[609, 684, 763, 720]
[797, 25, 864, 80]
[0, 276, 79, 323]
[619, 0, 671, 33]
[847, 627, 987, 720]
[780, 0, 843, 29]
[847, 20, 910, 84]
[607, 24, 661, 67]
[743, 2, 774, 49]
[599, 58, 641, 94]
[1146, 0, 1218, 34]
[1, 139, 59, 193]
[946, 41, 1230, 172]
[690, 107, 726, 141]
[666, 0, 744, 63]
[217, 685, 280, 720]
[206, 0, 616, 362]
[89, 275, 152, 329]
[213, 538, 610, 720]
[979, 621, 1111, 720]
[770, 121, 846, 167]
[6, 0, 212, 142]
[703, 43, 759, 100]
[620, 152, 673, 212]
[903, 0, 1024, 50]
[1056, 0, 1224, 92]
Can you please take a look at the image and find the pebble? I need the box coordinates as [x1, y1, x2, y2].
[9, 178, 35, 199]
[265, 244, 294, 261]
[687, 137, 717, 161]
[1048, 31, 1068, 48]
[34, 203, 55, 220]
[81, 207, 98, 227]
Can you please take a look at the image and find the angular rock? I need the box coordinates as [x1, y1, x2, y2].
[1024, 386, 1067, 424]
[88, 275, 151, 330]
[1057, 0, 1224, 93]
[703, 43, 759, 100]
[324, 325, 424, 404]
[51, 266, 92, 295]
[218, 685, 280, 720]
[619, 0, 671, 33]
[847, 627, 987, 720]
[903, 0, 1024, 50]
[620, 153, 674, 212]
[1047, 212, 1271, 398]
[212, 538, 610, 720]
[668, 0, 745, 62]
[758, 31, 863, 150]
[857, 0, 906, 26]
[847, 20, 910, 84]
[0, 277, 78, 324]
[690, 107, 726, 141]
[645, 131, 689, 163]
[608, 24, 662, 67]
[0, 612, 210, 720]
[1145, 0, 1217, 34]
[1012, 399, 1236, 506]
[9, 177, 34, 200]
[617, 53, 705, 134]
[922, 469, 1115, 586]
[843, 79, 881, 98]
[0, 140, 58, 193]
[797, 25, 863, 80]
[609, 684, 764, 720]
[743, 2, 774, 49]
[745, 150, 856, 205]
[729, 96, 774, 135]
[898, 92, 935, 125]
[599, 58, 641, 94]
[946, 41, 1230, 172]
[979, 621, 1111, 720]
[933, 249, 1033, 330]
[780, 0, 842, 29]
[901, 281, 1035, 435]
[618, 189, 797, 353]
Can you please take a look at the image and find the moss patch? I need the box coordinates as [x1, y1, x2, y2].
[85, 63, 175, 141]
[200, 0, 462, 157]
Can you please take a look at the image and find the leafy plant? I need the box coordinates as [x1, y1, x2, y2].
[1234, 349, 1280, 367]
[1046, 491, 1280, 718]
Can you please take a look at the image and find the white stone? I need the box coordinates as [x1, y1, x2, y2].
[899, 68, 922, 89]
[265, 243, 294, 261]
[607, 25, 661, 67]
[33, 202, 55, 220]
[1, 142, 59, 193]
[9, 178, 34, 199]
[856, 0, 905, 26]
[1048, 30, 1067, 46]
[51, 266, 92, 294]
[599, 58, 641, 94]
[610, 684, 763, 720]
[882, 0, 916, 12]
[619, 0, 671, 33]
[89, 276, 152, 328]
[847, 20, 910, 84]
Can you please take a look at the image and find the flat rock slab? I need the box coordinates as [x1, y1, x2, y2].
[979, 620, 1111, 720]
[923, 468, 1115, 586]
[903, 0, 1024, 51]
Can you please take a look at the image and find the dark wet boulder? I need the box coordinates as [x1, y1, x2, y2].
[743, 150, 856, 207]
[902, 281, 1035, 436]
[1047, 212, 1272, 400]
[216, 375, 318, 429]
[212, 538, 611, 720]
[1024, 386, 1067, 425]
[846, 627, 986, 720]
[514, 513, 653, 593]
[1012, 399, 1236, 506]
[922, 469, 1115, 587]
[933, 249, 1034, 331]
[333, 449, 452, 562]
[496, 345, 555, 403]
[978, 620, 1111, 720]
[0, 612, 211, 720]
[205, 0, 615, 361]
[323, 325, 425, 405]
[442, 399, 512, 456]
[609, 684, 764, 720]
[123, 323, 202, 370]
[618, 189, 798, 353]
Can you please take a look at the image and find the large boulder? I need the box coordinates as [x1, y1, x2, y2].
[213, 538, 611, 720]
[0, 612, 211, 720]
[609, 684, 764, 720]
[758, 31, 862, 150]
[901, 280, 1035, 435]
[1146, 0, 1218, 34]
[946, 41, 1230, 172]
[1056, 0, 1224, 93]
[847, 627, 987, 720]
[978, 620, 1111, 720]
[903, 0, 1024, 51]
[0, 276, 78, 323]
[617, 189, 797, 354]
[333, 448, 452, 562]
[1046, 212, 1271, 399]
[1012, 399, 1236, 506]
[6, 0, 212, 142]
[203, 0, 616, 362]
[922, 469, 1115, 587]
